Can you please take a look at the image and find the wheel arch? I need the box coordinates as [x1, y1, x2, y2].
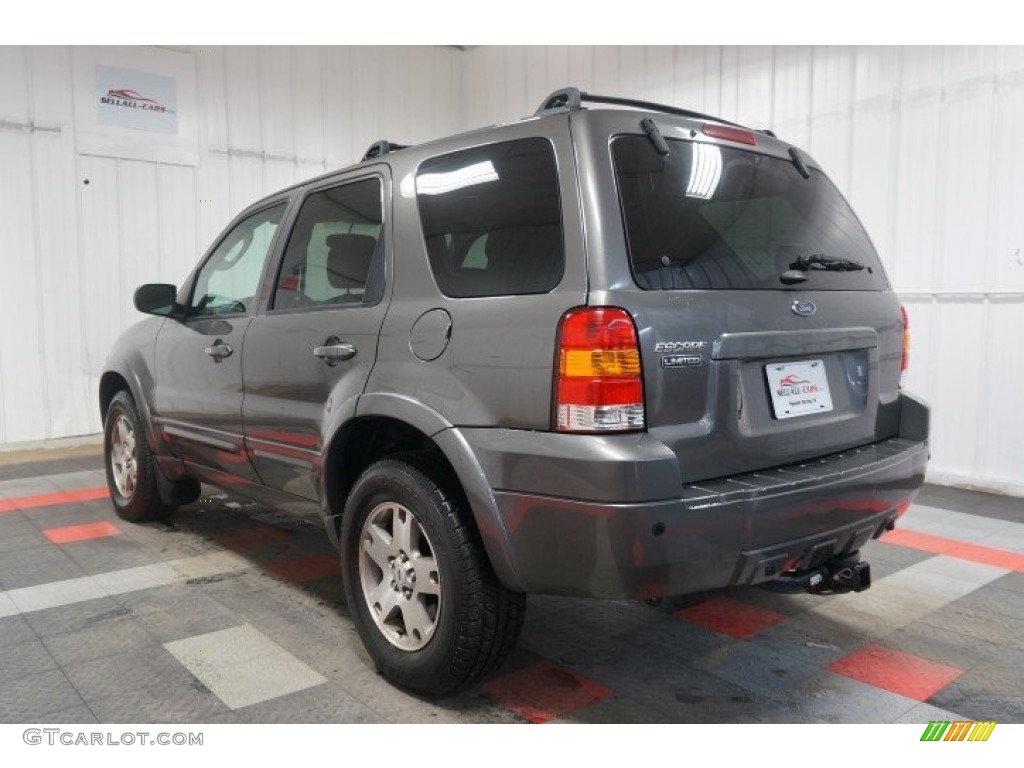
[320, 395, 529, 592]
[99, 367, 156, 442]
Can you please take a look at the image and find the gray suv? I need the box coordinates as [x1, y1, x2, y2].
[101, 88, 930, 695]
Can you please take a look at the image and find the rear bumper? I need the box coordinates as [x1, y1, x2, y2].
[458, 395, 930, 599]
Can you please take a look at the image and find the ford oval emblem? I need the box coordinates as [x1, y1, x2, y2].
[791, 300, 816, 317]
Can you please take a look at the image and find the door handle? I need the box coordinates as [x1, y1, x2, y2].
[204, 342, 233, 362]
[313, 342, 357, 365]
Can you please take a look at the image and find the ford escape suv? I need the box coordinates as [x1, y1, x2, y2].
[101, 87, 930, 695]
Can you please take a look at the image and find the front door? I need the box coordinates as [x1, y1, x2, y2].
[242, 173, 390, 499]
[153, 201, 288, 480]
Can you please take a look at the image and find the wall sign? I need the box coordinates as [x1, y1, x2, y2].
[73, 47, 197, 166]
[96, 66, 178, 134]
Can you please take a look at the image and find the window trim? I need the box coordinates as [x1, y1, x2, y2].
[413, 136, 566, 300]
[266, 172, 387, 316]
[182, 200, 290, 321]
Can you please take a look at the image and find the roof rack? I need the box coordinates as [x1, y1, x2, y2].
[533, 86, 753, 131]
[362, 139, 410, 162]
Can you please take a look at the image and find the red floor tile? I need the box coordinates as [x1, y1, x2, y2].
[675, 595, 786, 639]
[0, 486, 109, 514]
[213, 524, 291, 551]
[263, 554, 340, 583]
[829, 643, 963, 701]
[480, 660, 614, 723]
[43, 520, 122, 544]
[885, 529, 1024, 572]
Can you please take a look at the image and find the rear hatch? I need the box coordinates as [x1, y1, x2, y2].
[590, 119, 904, 485]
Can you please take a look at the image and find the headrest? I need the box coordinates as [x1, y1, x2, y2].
[325, 234, 377, 287]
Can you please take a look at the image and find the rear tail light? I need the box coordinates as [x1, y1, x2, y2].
[554, 307, 645, 432]
[899, 304, 910, 380]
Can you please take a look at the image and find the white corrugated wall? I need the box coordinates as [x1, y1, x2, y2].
[459, 45, 1024, 496]
[1, 45, 1022, 496]
[0, 45, 462, 446]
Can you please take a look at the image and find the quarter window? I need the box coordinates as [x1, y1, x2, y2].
[416, 138, 564, 298]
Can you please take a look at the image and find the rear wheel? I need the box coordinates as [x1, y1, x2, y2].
[340, 451, 525, 696]
[103, 390, 176, 523]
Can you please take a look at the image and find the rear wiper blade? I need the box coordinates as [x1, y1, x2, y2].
[789, 254, 866, 272]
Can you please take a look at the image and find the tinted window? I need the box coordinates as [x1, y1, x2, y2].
[190, 204, 285, 317]
[416, 138, 564, 298]
[273, 178, 384, 310]
[612, 136, 887, 291]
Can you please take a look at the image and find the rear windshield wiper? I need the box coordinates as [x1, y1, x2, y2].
[789, 254, 867, 272]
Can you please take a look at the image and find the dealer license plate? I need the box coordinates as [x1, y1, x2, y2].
[765, 360, 834, 419]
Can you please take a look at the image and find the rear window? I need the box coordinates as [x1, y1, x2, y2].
[612, 136, 887, 291]
[416, 138, 564, 298]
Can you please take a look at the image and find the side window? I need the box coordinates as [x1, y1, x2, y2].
[415, 137, 564, 298]
[273, 178, 384, 310]
[190, 204, 285, 317]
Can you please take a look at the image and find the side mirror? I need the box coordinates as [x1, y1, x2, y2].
[134, 283, 179, 317]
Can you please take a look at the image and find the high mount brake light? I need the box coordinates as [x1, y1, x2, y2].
[702, 123, 758, 146]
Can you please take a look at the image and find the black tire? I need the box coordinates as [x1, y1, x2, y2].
[340, 451, 526, 696]
[103, 390, 176, 523]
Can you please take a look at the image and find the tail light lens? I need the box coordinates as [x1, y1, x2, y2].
[554, 307, 645, 432]
[900, 304, 910, 380]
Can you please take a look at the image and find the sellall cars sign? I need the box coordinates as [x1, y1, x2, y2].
[96, 65, 177, 134]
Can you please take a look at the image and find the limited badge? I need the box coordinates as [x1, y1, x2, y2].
[661, 355, 702, 368]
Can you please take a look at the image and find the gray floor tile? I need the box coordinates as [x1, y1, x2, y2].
[22, 503, 112, 530]
[550, 695, 671, 724]
[928, 665, 1024, 723]
[35, 702, 101, 724]
[0, 476, 61, 498]
[0, 531, 47, 555]
[693, 640, 822, 704]
[45, 470, 107, 491]
[993, 571, 1024, 594]
[863, 540, 936, 578]
[137, 605, 243, 644]
[786, 670, 919, 723]
[86, 684, 232, 724]
[42, 616, 160, 667]
[0, 551, 87, 591]
[337, 666, 471, 723]
[0, 670, 87, 722]
[894, 701, 965, 724]
[0, 613, 38, 645]
[63, 646, 205, 703]
[70, 549, 170, 577]
[0, 514, 40, 537]
[748, 614, 860, 667]
[22, 596, 127, 638]
[0, 638, 59, 686]
[884, 621, 1014, 672]
[235, 682, 383, 723]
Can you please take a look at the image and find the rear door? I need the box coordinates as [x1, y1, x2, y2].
[575, 111, 904, 485]
[241, 170, 390, 500]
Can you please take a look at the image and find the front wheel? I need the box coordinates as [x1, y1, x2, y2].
[103, 390, 176, 523]
[340, 452, 525, 696]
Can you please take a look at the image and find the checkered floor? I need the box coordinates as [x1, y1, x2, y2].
[0, 446, 1021, 724]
